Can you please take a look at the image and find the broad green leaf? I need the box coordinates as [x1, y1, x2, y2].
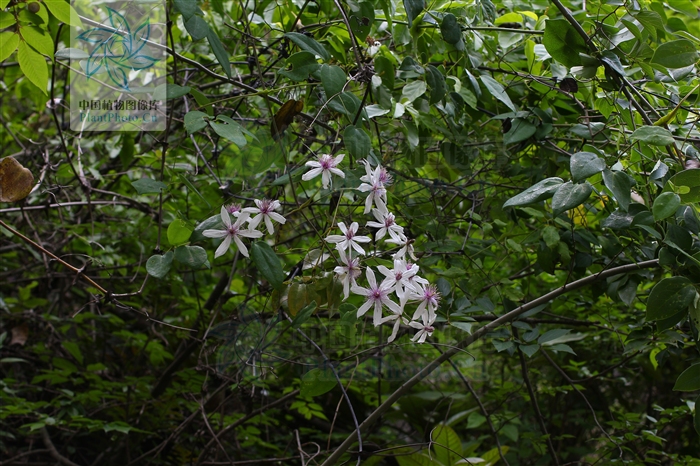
[250, 241, 286, 290]
[207, 29, 231, 78]
[285, 32, 330, 61]
[292, 301, 317, 329]
[167, 219, 193, 247]
[601, 51, 625, 76]
[184, 111, 208, 134]
[404, 0, 424, 27]
[440, 13, 462, 44]
[395, 452, 434, 466]
[551, 181, 592, 216]
[431, 423, 462, 466]
[131, 178, 167, 194]
[651, 40, 698, 69]
[146, 251, 173, 279]
[174, 0, 198, 19]
[174, 245, 209, 268]
[504, 118, 536, 144]
[374, 56, 395, 91]
[425, 65, 446, 104]
[673, 364, 700, 391]
[646, 276, 695, 321]
[0, 11, 15, 29]
[210, 115, 247, 148]
[402, 80, 427, 102]
[542, 18, 588, 68]
[279, 51, 320, 81]
[185, 15, 209, 41]
[20, 25, 54, 58]
[299, 366, 336, 397]
[43, 0, 80, 26]
[0, 32, 19, 62]
[667, 0, 697, 17]
[319, 64, 346, 97]
[630, 126, 675, 146]
[17, 41, 48, 95]
[602, 169, 633, 212]
[328, 91, 363, 117]
[153, 83, 191, 101]
[652, 192, 681, 221]
[663, 169, 700, 203]
[571, 151, 606, 182]
[538, 328, 571, 344]
[503, 177, 564, 207]
[542, 225, 560, 248]
[634, 11, 664, 40]
[480, 75, 516, 111]
[344, 125, 371, 159]
[519, 344, 540, 357]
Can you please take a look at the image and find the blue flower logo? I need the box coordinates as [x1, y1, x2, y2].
[76, 8, 158, 91]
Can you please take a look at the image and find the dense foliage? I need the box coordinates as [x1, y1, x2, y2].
[2, 0, 700, 464]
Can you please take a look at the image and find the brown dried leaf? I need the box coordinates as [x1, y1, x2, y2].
[0, 156, 34, 203]
[10, 323, 29, 346]
[271, 99, 303, 140]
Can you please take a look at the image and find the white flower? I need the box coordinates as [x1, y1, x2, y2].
[325, 221, 371, 255]
[333, 248, 362, 299]
[408, 318, 435, 344]
[366, 209, 404, 241]
[302, 153, 345, 189]
[352, 267, 402, 326]
[225, 203, 242, 217]
[410, 283, 440, 324]
[377, 258, 418, 299]
[203, 206, 263, 258]
[242, 199, 286, 235]
[380, 311, 406, 343]
[357, 160, 388, 214]
[386, 235, 417, 261]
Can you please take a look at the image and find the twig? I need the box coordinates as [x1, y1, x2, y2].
[41, 427, 82, 466]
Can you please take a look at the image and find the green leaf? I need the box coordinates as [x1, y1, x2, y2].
[20, 25, 54, 58]
[663, 169, 700, 203]
[601, 51, 625, 76]
[634, 11, 664, 41]
[519, 344, 540, 357]
[695, 395, 700, 436]
[17, 41, 48, 95]
[602, 169, 633, 212]
[652, 192, 681, 221]
[504, 118, 536, 144]
[288, 283, 310, 316]
[210, 115, 247, 148]
[374, 56, 395, 91]
[344, 125, 371, 159]
[328, 91, 363, 117]
[146, 251, 173, 279]
[440, 13, 462, 44]
[131, 178, 167, 194]
[551, 181, 593, 216]
[542, 18, 589, 68]
[278, 51, 320, 81]
[0, 32, 19, 62]
[503, 177, 564, 207]
[630, 126, 675, 146]
[207, 29, 231, 78]
[542, 225, 560, 248]
[651, 40, 698, 69]
[54, 47, 89, 60]
[673, 364, 700, 391]
[0, 11, 16, 29]
[174, 0, 198, 20]
[480, 75, 516, 111]
[319, 64, 346, 97]
[538, 329, 571, 344]
[153, 83, 191, 101]
[184, 111, 209, 134]
[402, 80, 427, 102]
[292, 301, 317, 329]
[167, 219, 193, 247]
[646, 276, 695, 321]
[250, 241, 286, 290]
[667, 0, 697, 17]
[184, 15, 208, 41]
[285, 32, 330, 62]
[403, 0, 424, 28]
[174, 245, 209, 268]
[425, 65, 446, 104]
[43, 0, 80, 26]
[571, 151, 606, 182]
[299, 366, 336, 397]
[431, 423, 462, 466]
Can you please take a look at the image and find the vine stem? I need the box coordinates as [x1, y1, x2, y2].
[319, 259, 660, 465]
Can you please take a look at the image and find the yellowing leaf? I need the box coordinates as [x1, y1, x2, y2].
[17, 41, 48, 94]
[0, 156, 34, 202]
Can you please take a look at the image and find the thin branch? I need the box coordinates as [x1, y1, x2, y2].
[41, 427, 82, 466]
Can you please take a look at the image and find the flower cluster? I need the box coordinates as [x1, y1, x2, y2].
[303, 155, 438, 344]
[203, 199, 286, 258]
